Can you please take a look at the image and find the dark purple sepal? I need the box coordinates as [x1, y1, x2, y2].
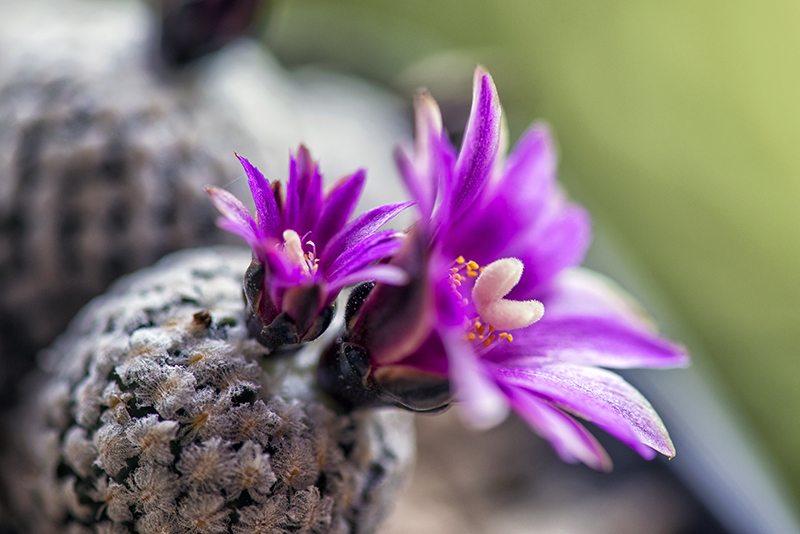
[348, 229, 434, 366]
[317, 338, 451, 413]
[243, 261, 334, 350]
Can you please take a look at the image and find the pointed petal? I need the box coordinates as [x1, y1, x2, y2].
[311, 169, 366, 252]
[326, 231, 404, 282]
[236, 154, 281, 239]
[503, 384, 612, 471]
[544, 268, 659, 332]
[450, 66, 502, 220]
[493, 316, 689, 369]
[285, 146, 323, 235]
[495, 362, 675, 459]
[206, 186, 260, 245]
[396, 91, 443, 219]
[442, 329, 509, 430]
[498, 123, 557, 211]
[328, 264, 409, 295]
[319, 201, 414, 272]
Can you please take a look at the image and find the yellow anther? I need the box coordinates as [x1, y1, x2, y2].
[477, 326, 485, 335]
[498, 332, 508, 339]
[451, 267, 459, 273]
[456, 256, 466, 264]
[507, 334, 513, 342]
[467, 271, 478, 278]
[483, 335, 496, 347]
[467, 261, 480, 270]
[468, 333, 476, 340]
[474, 321, 482, 329]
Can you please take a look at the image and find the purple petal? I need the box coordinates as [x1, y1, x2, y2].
[326, 231, 404, 282]
[441, 329, 509, 430]
[236, 154, 281, 239]
[507, 197, 592, 299]
[319, 201, 414, 272]
[450, 67, 502, 220]
[497, 123, 557, 213]
[396, 91, 444, 219]
[489, 316, 689, 369]
[328, 264, 409, 295]
[494, 362, 675, 459]
[206, 186, 260, 245]
[394, 147, 426, 210]
[439, 192, 519, 268]
[543, 268, 658, 332]
[285, 145, 323, 236]
[503, 384, 612, 470]
[256, 244, 300, 284]
[311, 169, 366, 252]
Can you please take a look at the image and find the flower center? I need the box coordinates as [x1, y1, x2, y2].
[282, 229, 319, 276]
[449, 256, 544, 347]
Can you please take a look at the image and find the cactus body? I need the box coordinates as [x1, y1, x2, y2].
[3, 247, 414, 534]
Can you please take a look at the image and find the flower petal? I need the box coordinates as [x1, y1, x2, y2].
[326, 231, 404, 283]
[494, 362, 675, 459]
[450, 66, 502, 220]
[396, 91, 444, 219]
[442, 330, 509, 431]
[328, 264, 409, 295]
[311, 169, 366, 252]
[543, 268, 657, 332]
[507, 196, 592, 299]
[493, 315, 688, 369]
[236, 154, 281, 239]
[503, 384, 612, 471]
[497, 123, 557, 213]
[205, 186, 260, 245]
[285, 145, 323, 236]
[319, 201, 414, 272]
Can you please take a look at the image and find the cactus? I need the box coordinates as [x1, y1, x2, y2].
[2, 247, 414, 534]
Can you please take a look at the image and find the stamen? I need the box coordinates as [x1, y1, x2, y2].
[283, 230, 319, 275]
[283, 230, 307, 273]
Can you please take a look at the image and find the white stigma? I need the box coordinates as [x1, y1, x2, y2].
[282, 230, 309, 275]
[471, 258, 544, 331]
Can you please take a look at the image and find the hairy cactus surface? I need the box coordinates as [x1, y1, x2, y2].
[2, 247, 414, 534]
[0, 0, 264, 400]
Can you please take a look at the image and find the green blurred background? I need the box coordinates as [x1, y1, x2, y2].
[260, 0, 800, 503]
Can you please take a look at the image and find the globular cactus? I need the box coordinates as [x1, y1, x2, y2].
[2, 247, 414, 534]
[0, 0, 262, 403]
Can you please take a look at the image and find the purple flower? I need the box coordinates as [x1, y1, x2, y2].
[207, 147, 412, 349]
[321, 68, 689, 470]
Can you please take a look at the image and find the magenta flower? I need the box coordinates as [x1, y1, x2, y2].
[320, 68, 689, 470]
[207, 147, 411, 349]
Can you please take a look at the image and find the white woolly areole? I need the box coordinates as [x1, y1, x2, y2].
[472, 258, 545, 331]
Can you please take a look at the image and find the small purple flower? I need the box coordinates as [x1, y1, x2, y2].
[207, 147, 411, 349]
[321, 68, 689, 470]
